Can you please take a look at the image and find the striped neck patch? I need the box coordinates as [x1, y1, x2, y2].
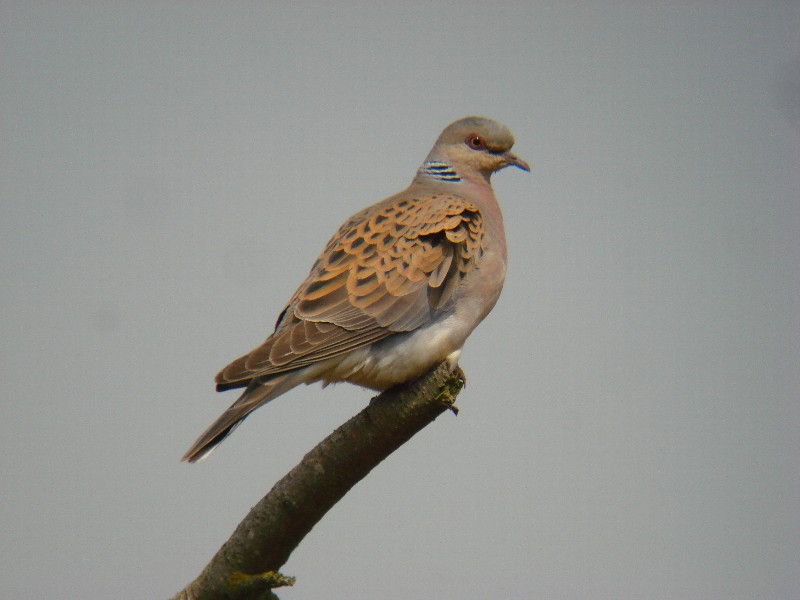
[419, 161, 461, 182]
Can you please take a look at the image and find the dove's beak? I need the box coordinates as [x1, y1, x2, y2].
[502, 151, 531, 172]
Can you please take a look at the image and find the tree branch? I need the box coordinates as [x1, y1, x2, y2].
[171, 362, 464, 600]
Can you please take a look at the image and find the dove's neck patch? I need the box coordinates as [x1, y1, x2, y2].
[419, 161, 461, 183]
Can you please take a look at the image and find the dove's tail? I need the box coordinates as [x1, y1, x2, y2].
[181, 372, 301, 463]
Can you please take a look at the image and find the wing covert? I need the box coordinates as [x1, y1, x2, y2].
[215, 192, 484, 389]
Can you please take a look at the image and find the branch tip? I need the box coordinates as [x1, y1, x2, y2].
[228, 570, 296, 592]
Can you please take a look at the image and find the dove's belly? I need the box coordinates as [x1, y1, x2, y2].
[317, 315, 465, 390]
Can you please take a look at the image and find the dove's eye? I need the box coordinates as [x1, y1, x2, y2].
[466, 135, 485, 150]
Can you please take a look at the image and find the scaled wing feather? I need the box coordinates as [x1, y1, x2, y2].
[215, 193, 484, 390]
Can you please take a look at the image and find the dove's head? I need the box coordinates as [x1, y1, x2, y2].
[425, 116, 530, 181]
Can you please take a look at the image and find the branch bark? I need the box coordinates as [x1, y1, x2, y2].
[171, 362, 464, 600]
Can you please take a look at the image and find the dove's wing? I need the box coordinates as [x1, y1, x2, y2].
[216, 191, 484, 391]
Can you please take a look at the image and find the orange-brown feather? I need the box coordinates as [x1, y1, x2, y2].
[214, 193, 484, 391]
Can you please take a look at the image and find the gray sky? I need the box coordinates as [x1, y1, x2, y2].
[2, 2, 799, 598]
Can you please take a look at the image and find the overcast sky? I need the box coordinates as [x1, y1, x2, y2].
[2, 2, 799, 598]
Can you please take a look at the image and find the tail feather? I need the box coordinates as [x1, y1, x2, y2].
[182, 373, 299, 463]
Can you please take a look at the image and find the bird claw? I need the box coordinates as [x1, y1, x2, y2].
[435, 365, 466, 415]
[452, 365, 467, 387]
